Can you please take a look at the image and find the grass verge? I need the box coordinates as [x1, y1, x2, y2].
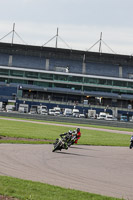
[0, 117, 130, 146]
[0, 176, 124, 200]
[1, 116, 133, 132]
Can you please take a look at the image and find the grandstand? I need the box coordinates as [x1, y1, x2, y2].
[0, 41, 133, 115]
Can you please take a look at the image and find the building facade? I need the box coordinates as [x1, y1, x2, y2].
[0, 42, 133, 113]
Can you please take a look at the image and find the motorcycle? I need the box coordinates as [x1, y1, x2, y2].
[67, 134, 77, 147]
[52, 136, 67, 152]
[129, 135, 133, 149]
[52, 131, 77, 152]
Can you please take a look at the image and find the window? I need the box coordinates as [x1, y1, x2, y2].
[98, 79, 107, 85]
[68, 76, 83, 83]
[54, 74, 67, 81]
[106, 80, 112, 86]
[34, 81, 52, 87]
[0, 69, 8, 75]
[9, 78, 27, 84]
[10, 70, 24, 77]
[84, 77, 97, 84]
[25, 71, 38, 78]
[113, 80, 127, 87]
[40, 73, 53, 80]
[127, 82, 133, 88]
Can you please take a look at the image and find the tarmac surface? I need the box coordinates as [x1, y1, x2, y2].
[0, 143, 133, 200]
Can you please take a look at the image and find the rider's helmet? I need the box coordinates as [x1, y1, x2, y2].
[76, 128, 80, 133]
[69, 130, 73, 134]
[130, 135, 133, 141]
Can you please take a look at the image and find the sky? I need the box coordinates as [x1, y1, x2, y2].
[0, 0, 133, 55]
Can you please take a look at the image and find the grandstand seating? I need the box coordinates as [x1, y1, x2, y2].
[85, 62, 119, 77]
[12, 55, 46, 70]
[122, 65, 133, 78]
[0, 52, 133, 79]
[49, 58, 83, 73]
[0, 53, 9, 66]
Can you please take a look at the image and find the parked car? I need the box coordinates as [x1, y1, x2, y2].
[120, 115, 128, 122]
[63, 108, 72, 117]
[53, 107, 61, 116]
[49, 109, 55, 115]
[72, 109, 79, 117]
[79, 113, 85, 118]
[97, 112, 106, 120]
[105, 115, 117, 121]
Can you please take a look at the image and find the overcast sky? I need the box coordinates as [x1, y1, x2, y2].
[1, 0, 133, 55]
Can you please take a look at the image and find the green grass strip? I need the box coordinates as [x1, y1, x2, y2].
[0, 176, 124, 200]
[0, 118, 131, 146]
[0, 116, 133, 132]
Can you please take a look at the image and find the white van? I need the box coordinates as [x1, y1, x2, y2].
[105, 114, 117, 121]
[105, 114, 113, 120]
[53, 107, 61, 115]
[6, 105, 15, 112]
[37, 106, 48, 115]
[97, 112, 106, 120]
[18, 104, 29, 113]
[49, 109, 55, 115]
[64, 108, 72, 117]
[72, 109, 79, 117]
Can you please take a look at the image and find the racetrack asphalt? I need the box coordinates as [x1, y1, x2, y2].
[0, 144, 133, 200]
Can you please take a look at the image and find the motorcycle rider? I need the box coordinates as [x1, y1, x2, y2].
[129, 135, 133, 149]
[69, 128, 81, 145]
[60, 130, 73, 149]
[60, 128, 81, 149]
[74, 128, 81, 144]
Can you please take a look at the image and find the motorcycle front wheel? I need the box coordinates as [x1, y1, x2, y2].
[52, 141, 62, 152]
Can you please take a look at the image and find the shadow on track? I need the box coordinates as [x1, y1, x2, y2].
[55, 151, 95, 158]
[70, 146, 100, 151]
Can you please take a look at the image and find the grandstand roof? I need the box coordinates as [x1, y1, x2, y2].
[0, 42, 133, 66]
